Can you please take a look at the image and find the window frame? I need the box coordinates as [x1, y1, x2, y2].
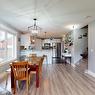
[0, 30, 17, 64]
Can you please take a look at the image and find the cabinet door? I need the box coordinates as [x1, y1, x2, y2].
[21, 34, 30, 48]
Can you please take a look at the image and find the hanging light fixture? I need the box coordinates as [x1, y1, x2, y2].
[28, 18, 41, 35]
[30, 36, 35, 44]
[44, 32, 47, 43]
[28, 0, 41, 36]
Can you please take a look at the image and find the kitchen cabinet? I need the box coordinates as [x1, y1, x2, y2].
[20, 34, 30, 49]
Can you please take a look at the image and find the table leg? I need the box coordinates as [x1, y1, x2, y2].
[70, 57, 71, 65]
[11, 67, 14, 88]
[36, 66, 39, 88]
[11, 66, 15, 94]
[65, 57, 67, 65]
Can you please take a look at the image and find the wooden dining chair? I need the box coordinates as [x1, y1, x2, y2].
[29, 56, 44, 78]
[31, 56, 44, 76]
[11, 61, 30, 93]
[29, 54, 37, 57]
[39, 57, 44, 75]
[43, 55, 48, 64]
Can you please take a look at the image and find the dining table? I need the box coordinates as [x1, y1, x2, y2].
[10, 56, 44, 93]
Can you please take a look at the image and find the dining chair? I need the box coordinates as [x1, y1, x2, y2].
[38, 57, 44, 76]
[43, 55, 48, 64]
[29, 56, 38, 76]
[11, 61, 30, 93]
[30, 56, 44, 78]
[29, 54, 37, 57]
[32, 56, 44, 75]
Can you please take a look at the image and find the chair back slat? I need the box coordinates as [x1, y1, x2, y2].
[11, 61, 28, 80]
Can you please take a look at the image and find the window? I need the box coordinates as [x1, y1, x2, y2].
[0, 31, 6, 62]
[0, 31, 17, 63]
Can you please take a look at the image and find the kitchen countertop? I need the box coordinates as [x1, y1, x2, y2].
[62, 53, 72, 57]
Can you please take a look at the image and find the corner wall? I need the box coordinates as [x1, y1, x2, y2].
[72, 28, 88, 64]
[88, 21, 95, 73]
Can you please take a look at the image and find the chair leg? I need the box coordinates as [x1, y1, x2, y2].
[39, 66, 42, 77]
[46, 57, 48, 64]
[29, 75, 31, 85]
[13, 79, 16, 94]
[26, 80, 29, 94]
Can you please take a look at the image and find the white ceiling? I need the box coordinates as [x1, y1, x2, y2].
[0, 0, 95, 38]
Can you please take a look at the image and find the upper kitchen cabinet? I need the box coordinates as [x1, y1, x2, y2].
[20, 34, 30, 49]
[42, 38, 62, 49]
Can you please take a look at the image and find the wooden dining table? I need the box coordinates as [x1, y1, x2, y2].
[10, 56, 44, 92]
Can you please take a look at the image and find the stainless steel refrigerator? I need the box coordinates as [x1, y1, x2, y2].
[52, 43, 61, 58]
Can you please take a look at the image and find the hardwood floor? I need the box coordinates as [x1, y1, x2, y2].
[75, 59, 88, 73]
[4, 60, 95, 95]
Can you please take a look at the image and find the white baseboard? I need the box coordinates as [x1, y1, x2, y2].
[85, 70, 95, 78]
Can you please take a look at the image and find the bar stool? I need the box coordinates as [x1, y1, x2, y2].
[43, 55, 48, 64]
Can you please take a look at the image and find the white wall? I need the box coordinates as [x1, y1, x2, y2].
[72, 28, 88, 64]
[88, 21, 95, 73]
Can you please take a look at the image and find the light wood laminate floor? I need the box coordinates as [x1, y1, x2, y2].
[5, 60, 95, 95]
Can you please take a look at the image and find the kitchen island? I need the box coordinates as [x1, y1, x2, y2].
[20, 50, 53, 64]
